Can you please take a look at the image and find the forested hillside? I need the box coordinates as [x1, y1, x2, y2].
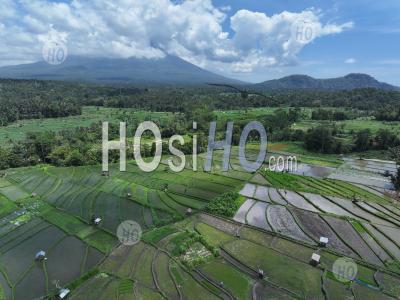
[0, 79, 145, 125]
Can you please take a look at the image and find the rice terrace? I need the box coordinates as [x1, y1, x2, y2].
[0, 141, 400, 299]
[1, 0, 400, 299]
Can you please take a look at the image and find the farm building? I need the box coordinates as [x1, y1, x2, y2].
[310, 253, 321, 266]
[58, 288, 70, 299]
[319, 237, 329, 247]
[35, 250, 46, 261]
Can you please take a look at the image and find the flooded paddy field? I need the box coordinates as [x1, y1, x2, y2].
[246, 202, 271, 231]
[291, 208, 355, 257]
[0, 219, 104, 299]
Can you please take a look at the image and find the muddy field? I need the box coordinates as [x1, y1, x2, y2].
[327, 196, 393, 226]
[358, 228, 391, 263]
[266, 205, 314, 244]
[268, 188, 287, 205]
[246, 201, 271, 231]
[280, 190, 319, 212]
[362, 223, 400, 260]
[239, 183, 256, 198]
[253, 185, 270, 202]
[300, 192, 355, 218]
[323, 216, 382, 266]
[234, 199, 255, 223]
[291, 208, 355, 257]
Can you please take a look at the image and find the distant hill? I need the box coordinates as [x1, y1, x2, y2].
[252, 74, 399, 91]
[0, 55, 243, 86]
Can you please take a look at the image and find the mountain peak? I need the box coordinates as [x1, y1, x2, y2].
[0, 55, 243, 86]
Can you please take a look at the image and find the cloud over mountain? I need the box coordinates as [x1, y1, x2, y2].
[0, 0, 353, 72]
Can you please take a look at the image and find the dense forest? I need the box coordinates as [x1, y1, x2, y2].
[0, 79, 144, 125]
[92, 86, 400, 113]
[1, 79, 400, 125]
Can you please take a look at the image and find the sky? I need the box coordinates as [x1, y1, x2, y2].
[0, 0, 399, 85]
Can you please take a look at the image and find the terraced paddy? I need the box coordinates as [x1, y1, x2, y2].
[1, 156, 400, 299]
[0, 159, 246, 299]
[235, 182, 400, 269]
[2, 161, 242, 233]
[0, 218, 104, 300]
[54, 213, 400, 299]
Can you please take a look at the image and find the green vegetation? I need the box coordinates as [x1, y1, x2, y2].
[173, 230, 218, 265]
[320, 251, 376, 286]
[0, 77, 399, 173]
[41, 208, 88, 235]
[195, 222, 234, 247]
[224, 239, 324, 299]
[0, 79, 83, 126]
[200, 259, 252, 300]
[0, 106, 173, 145]
[0, 102, 399, 171]
[66, 268, 100, 291]
[204, 192, 244, 217]
[350, 220, 366, 233]
[0, 185, 29, 201]
[1, 79, 400, 299]
[142, 225, 177, 244]
[0, 285, 4, 300]
[84, 230, 117, 253]
[0, 195, 16, 217]
[170, 262, 220, 300]
[118, 279, 134, 295]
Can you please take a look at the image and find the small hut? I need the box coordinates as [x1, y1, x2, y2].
[319, 237, 329, 247]
[35, 250, 46, 261]
[58, 288, 70, 299]
[258, 269, 265, 279]
[93, 217, 102, 226]
[186, 208, 193, 215]
[310, 253, 321, 266]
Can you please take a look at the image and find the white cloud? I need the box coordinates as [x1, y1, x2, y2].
[345, 58, 356, 64]
[0, 0, 353, 71]
[228, 9, 353, 72]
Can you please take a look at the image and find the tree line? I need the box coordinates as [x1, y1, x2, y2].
[2, 79, 400, 125]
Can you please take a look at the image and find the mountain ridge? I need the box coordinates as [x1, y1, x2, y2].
[0, 55, 243, 86]
[251, 73, 399, 91]
[0, 56, 398, 91]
